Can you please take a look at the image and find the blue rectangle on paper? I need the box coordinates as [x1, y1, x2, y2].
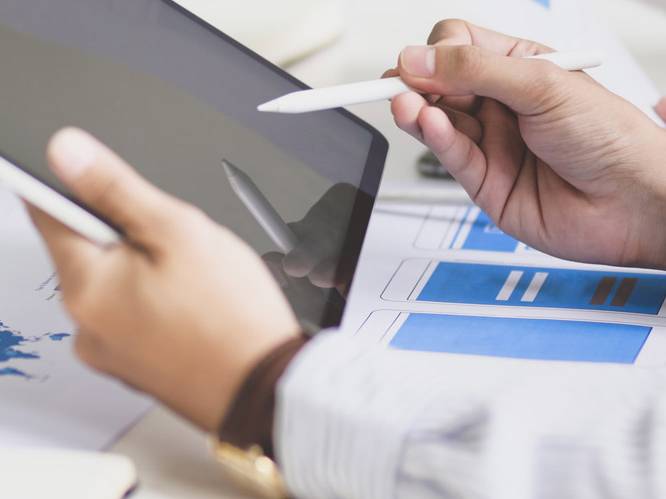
[459, 211, 520, 252]
[390, 314, 650, 363]
[417, 262, 666, 315]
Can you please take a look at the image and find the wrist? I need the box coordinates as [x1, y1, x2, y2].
[631, 124, 666, 269]
[219, 323, 301, 426]
[140, 314, 300, 433]
[207, 321, 301, 433]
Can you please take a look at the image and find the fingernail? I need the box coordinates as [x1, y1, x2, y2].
[49, 128, 98, 181]
[400, 46, 436, 77]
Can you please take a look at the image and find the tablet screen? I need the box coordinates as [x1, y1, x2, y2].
[0, 0, 387, 330]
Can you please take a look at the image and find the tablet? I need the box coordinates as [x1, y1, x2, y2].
[0, 0, 387, 330]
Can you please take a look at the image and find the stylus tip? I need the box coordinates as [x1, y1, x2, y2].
[221, 159, 237, 177]
[257, 100, 279, 113]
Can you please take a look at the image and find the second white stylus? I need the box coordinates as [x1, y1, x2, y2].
[258, 50, 604, 114]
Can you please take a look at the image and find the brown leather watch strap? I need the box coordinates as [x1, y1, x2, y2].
[218, 335, 309, 459]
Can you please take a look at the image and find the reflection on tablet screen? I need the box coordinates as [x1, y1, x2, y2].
[0, 0, 387, 330]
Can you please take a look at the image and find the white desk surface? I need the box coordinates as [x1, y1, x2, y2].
[112, 1, 666, 497]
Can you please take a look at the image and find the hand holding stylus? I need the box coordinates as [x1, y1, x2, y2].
[390, 19, 666, 269]
[257, 51, 603, 114]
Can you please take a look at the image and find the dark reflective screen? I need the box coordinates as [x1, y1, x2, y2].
[0, 0, 387, 330]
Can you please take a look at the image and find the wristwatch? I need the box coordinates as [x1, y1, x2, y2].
[212, 439, 288, 499]
[211, 336, 308, 499]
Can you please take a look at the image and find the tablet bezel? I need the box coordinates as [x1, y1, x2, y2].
[0, 0, 388, 330]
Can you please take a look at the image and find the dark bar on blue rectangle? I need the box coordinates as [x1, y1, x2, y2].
[611, 278, 638, 307]
[590, 277, 616, 305]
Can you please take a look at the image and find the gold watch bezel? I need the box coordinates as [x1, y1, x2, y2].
[211, 439, 288, 499]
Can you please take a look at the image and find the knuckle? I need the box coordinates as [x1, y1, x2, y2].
[174, 203, 209, 231]
[164, 202, 214, 241]
[178, 202, 208, 222]
[144, 196, 182, 227]
[536, 61, 564, 88]
[449, 45, 483, 80]
[84, 175, 124, 215]
[524, 41, 546, 56]
[518, 63, 574, 116]
[512, 39, 547, 57]
[135, 197, 202, 240]
[528, 62, 567, 106]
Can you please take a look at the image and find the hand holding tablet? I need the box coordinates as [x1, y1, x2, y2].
[27, 127, 301, 433]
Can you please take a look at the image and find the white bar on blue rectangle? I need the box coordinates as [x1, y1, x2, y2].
[496, 270, 523, 301]
[521, 272, 549, 302]
[451, 206, 480, 249]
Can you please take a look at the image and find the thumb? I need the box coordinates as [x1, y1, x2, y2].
[47, 128, 179, 246]
[398, 44, 566, 115]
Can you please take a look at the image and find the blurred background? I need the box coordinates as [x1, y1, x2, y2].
[175, 0, 666, 192]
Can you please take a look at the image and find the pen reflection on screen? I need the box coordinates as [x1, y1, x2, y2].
[222, 159, 298, 253]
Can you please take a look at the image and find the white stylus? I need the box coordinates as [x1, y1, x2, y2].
[258, 50, 604, 114]
[222, 160, 298, 253]
[0, 156, 121, 246]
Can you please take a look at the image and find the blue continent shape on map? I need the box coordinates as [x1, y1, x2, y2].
[0, 321, 71, 379]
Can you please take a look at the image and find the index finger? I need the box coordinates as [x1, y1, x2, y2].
[427, 19, 554, 57]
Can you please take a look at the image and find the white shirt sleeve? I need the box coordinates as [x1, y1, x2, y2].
[275, 333, 666, 499]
